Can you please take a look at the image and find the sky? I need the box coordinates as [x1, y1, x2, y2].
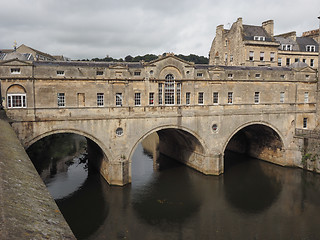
[1, 0, 320, 60]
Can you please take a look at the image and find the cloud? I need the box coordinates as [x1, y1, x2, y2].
[1, 0, 319, 59]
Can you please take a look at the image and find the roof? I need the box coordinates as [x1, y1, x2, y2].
[296, 37, 319, 52]
[33, 61, 144, 68]
[242, 25, 273, 42]
[17, 44, 56, 60]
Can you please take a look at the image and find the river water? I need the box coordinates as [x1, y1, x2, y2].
[27, 133, 320, 240]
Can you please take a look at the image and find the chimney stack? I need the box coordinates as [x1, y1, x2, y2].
[262, 20, 274, 37]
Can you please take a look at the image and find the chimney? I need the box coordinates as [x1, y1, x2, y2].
[262, 20, 274, 37]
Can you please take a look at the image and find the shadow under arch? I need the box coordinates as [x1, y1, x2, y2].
[223, 121, 285, 171]
[222, 122, 285, 214]
[129, 125, 208, 173]
[6, 83, 27, 94]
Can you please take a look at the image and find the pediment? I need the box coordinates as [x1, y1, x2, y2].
[147, 54, 194, 67]
[293, 66, 317, 73]
[208, 66, 224, 72]
[109, 64, 128, 69]
[0, 59, 33, 66]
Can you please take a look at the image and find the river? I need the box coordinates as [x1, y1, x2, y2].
[27, 133, 320, 240]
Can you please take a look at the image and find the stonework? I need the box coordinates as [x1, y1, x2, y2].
[0, 53, 318, 185]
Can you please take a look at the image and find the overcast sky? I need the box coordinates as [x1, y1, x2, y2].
[1, 0, 319, 60]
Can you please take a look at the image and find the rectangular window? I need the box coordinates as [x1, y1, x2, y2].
[278, 58, 282, 66]
[134, 93, 141, 106]
[134, 71, 141, 76]
[96, 71, 104, 76]
[228, 73, 233, 78]
[295, 58, 299, 63]
[198, 92, 204, 105]
[303, 118, 308, 129]
[176, 83, 181, 105]
[249, 51, 254, 61]
[280, 92, 285, 103]
[10, 68, 21, 74]
[149, 92, 154, 105]
[186, 92, 191, 105]
[282, 44, 292, 51]
[197, 73, 203, 77]
[116, 93, 122, 106]
[304, 92, 309, 103]
[270, 52, 275, 62]
[286, 58, 290, 66]
[7, 94, 26, 108]
[230, 55, 233, 62]
[255, 73, 261, 78]
[158, 83, 163, 105]
[254, 92, 260, 104]
[228, 92, 233, 104]
[306, 45, 315, 52]
[97, 93, 104, 106]
[225, 53, 228, 63]
[303, 59, 306, 63]
[213, 92, 219, 104]
[260, 52, 264, 61]
[57, 93, 65, 107]
[310, 59, 314, 67]
[57, 70, 65, 76]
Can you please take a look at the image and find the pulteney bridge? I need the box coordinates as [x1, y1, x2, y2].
[1, 54, 318, 185]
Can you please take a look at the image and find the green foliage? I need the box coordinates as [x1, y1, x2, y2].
[88, 53, 208, 64]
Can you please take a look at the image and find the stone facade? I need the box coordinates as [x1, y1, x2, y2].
[0, 54, 318, 185]
[209, 17, 319, 69]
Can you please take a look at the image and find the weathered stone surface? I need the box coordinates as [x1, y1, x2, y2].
[0, 116, 75, 240]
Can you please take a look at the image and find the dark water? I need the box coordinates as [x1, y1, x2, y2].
[28, 134, 320, 240]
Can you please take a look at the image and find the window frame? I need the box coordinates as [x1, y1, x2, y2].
[134, 92, 141, 106]
[97, 93, 104, 107]
[116, 93, 122, 107]
[7, 93, 26, 108]
[186, 92, 191, 105]
[198, 92, 204, 105]
[57, 93, 65, 107]
[213, 92, 219, 105]
[227, 92, 233, 104]
[149, 92, 154, 105]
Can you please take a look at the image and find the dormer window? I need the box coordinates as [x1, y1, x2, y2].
[11, 68, 21, 74]
[282, 44, 292, 51]
[306, 45, 316, 52]
[254, 36, 265, 41]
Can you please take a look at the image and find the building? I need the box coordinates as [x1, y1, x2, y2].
[209, 18, 319, 69]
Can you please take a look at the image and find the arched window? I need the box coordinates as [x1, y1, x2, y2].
[165, 74, 175, 105]
[7, 85, 26, 108]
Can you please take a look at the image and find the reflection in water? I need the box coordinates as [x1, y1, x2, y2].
[28, 133, 320, 240]
[224, 151, 282, 213]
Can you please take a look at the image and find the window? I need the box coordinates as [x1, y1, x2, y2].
[230, 55, 233, 62]
[198, 92, 204, 105]
[176, 83, 181, 105]
[186, 92, 191, 105]
[282, 44, 292, 51]
[97, 93, 104, 106]
[310, 59, 314, 67]
[7, 94, 26, 108]
[134, 71, 141, 76]
[255, 73, 261, 78]
[10, 68, 21, 74]
[164, 74, 175, 105]
[306, 75, 310, 80]
[149, 92, 154, 105]
[197, 72, 203, 77]
[116, 128, 124, 136]
[303, 118, 308, 129]
[57, 93, 65, 107]
[270, 52, 275, 62]
[295, 58, 299, 63]
[158, 83, 163, 105]
[228, 92, 233, 104]
[249, 51, 254, 61]
[306, 45, 315, 52]
[278, 58, 282, 66]
[213, 92, 219, 104]
[225, 39, 228, 47]
[149, 70, 154, 75]
[286, 58, 290, 66]
[260, 52, 264, 61]
[228, 73, 233, 78]
[280, 75, 285, 79]
[57, 70, 65, 76]
[254, 36, 265, 41]
[116, 93, 122, 106]
[303, 59, 306, 63]
[134, 93, 141, 106]
[254, 92, 260, 104]
[225, 53, 228, 63]
[96, 71, 104, 76]
[280, 92, 285, 103]
[304, 92, 309, 103]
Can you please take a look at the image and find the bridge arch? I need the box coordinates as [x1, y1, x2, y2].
[129, 125, 208, 175]
[223, 121, 286, 168]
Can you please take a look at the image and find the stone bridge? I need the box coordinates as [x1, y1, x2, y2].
[1, 54, 317, 185]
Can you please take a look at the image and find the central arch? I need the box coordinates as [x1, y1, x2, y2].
[129, 125, 208, 177]
[223, 122, 285, 170]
